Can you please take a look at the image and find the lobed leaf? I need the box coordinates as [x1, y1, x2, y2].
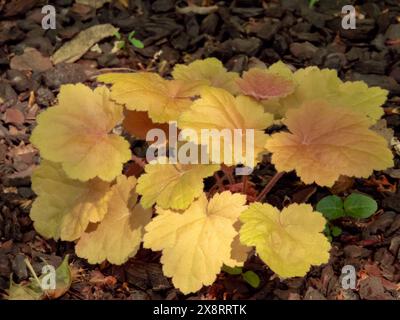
[30, 161, 110, 241]
[30, 84, 131, 182]
[137, 158, 219, 210]
[262, 66, 388, 122]
[178, 87, 273, 167]
[98, 72, 206, 123]
[143, 191, 247, 294]
[76, 175, 152, 265]
[240, 203, 331, 278]
[265, 101, 393, 187]
[172, 58, 240, 94]
[236, 62, 295, 100]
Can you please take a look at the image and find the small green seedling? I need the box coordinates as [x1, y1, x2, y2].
[222, 265, 261, 288]
[128, 31, 144, 49]
[317, 193, 378, 220]
[308, 0, 319, 8]
[114, 31, 144, 50]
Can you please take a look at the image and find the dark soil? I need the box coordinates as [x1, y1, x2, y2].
[0, 0, 400, 300]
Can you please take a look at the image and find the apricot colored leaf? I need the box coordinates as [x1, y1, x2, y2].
[143, 191, 247, 294]
[178, 87, 273, 167]
[122, 110, 169, 140]
[236, 64, 295, 100]
[172, 58, 239, 94]
[30, 161, 110, 241]
[137, 158, 220, 210]
[30, 84, 131, 182]
[98, 72, 205, 123]
[265, 101, 394, 187]
[262, 66, 388, 122]
[240, 203, 331, 278]
[76, 175, 152, 265]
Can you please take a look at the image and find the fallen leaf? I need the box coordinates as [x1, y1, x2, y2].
[52, 24, 118, 64]
[10, 47, 52, 72]
[3, 108, 25, 125]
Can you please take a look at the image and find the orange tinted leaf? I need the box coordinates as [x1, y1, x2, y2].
[237, 68, 295, 100]
[265, 101, 394, 187]
[123, 110, 170, 140]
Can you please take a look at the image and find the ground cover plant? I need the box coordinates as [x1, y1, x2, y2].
[26, 58, 393, 295]
[1, 0, 400, 301]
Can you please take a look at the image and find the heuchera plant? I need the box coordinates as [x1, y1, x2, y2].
[29, 58, 394, 294]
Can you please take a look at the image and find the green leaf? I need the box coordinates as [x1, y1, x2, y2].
[316, 195, 345, 220]
[222, 265, 243, 275]
[130, 38, 144, 49]
[128, 31, 144, 49]
[308, 0, 319, 8]
[242, 271, 260, 288]
[330, 226, 342, 237]
[344, 193, 377, 219]
[114, 31, 122, 40]
[323, 224, 331, 236]
[116, 40, 125, 49]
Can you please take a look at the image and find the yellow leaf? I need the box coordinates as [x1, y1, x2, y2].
[178, 87, 273, 167]
[265, 101, 394, 187]
[76, 176, 152, 265]
[240, 203, 331, 278]
[172, 58, 240, 94]
[30, 84, 131, 182]
[98, 72, 206, 123]
[262, 66, 387, 122]
[30, 161, 110, 241]
[143, 191, 247, 294]
[137, 158, 219, 210]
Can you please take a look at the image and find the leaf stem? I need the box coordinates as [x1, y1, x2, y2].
[131, 154, 146, 168]
[255, 171, 285, 202]
[213, 173, 225, 192]
[24, 258, 42, 289]
[242, 175, 248, 194]
[221, 164, 235, 185]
